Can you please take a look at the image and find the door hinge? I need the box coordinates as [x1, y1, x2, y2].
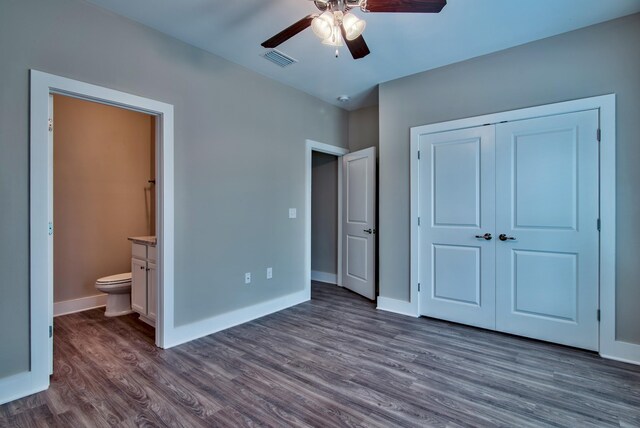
[417, 217, 421, 226]
[596, 129, 601, 142]
[597, 309, 601, 322]
[48, 118, 53, 132]
[49, 325, 53, 338]
[418, 283, 421, 292]
[48, 222, 53, 236]
[417, 150, 421, 160]
[597, 218, 601, 231]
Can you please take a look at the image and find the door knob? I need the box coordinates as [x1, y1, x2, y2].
[474, 233, 492, 241]
[363, 228, 376, 234]
[499, 234, 516, 241]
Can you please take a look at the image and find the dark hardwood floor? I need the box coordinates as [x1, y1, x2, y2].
[2, 282, 640, 427]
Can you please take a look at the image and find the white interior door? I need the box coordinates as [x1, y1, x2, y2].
[342, 147, 376, 300]
[495, 110, 599, 350]
[419, 126, 496, 329]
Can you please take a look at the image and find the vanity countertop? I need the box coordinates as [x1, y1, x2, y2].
[128, 236, 157, 246]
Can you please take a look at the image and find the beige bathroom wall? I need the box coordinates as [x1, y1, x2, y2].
[53, 95, 155, 303]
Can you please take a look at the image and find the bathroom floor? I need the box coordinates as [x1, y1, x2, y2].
[1, 282, 640, 427]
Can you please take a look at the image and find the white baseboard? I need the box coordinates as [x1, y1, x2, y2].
[600, 340, 640, 366]
[377, 296, 419, 318]
[166, 289, 309, 348]
[54, 294, 107, 317]
[0, 371, 48, 406]
[311, 270, 338, 285]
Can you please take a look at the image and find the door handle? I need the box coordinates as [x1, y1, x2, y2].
[363, 228, 376, 234]
[499, 234, 516, 241]
[474, 233, 492, 241]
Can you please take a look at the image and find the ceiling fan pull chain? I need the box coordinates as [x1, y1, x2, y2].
[335, 48, 339, 58]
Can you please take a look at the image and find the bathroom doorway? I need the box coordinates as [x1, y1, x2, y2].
[52, 94, 156, 324]
[29, 71, 175, 396]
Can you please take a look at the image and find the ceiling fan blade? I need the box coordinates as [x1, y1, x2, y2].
[363, 0, 446, 13]
[341, 28, 370, 60]
[261, 15, 316, 48]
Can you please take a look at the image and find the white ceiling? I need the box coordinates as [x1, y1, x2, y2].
[85, 0, 640, 110]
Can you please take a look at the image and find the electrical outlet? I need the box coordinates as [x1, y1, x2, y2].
[267, 267, 273, 279]
[289, 208, 297, 219]
[245, 272, 251, 284]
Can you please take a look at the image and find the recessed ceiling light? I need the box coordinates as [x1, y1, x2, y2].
[337, 95, 350, 103]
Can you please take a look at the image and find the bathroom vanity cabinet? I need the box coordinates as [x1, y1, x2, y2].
[129, 237, 157, 327]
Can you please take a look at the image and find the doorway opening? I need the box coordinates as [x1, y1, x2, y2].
[51, 94, 158, 338]
[311, 151, 340, 286]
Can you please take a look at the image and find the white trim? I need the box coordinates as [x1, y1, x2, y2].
[311, 270, 338, 285]
[409, 94, 639, 364]
[596, 97, 640, 363]
[0, 372, 49, 406]
[54, 294, 107, 317]
[47, 94, 54, 375]
[409, 124, 422, 318]
[305, 139, 349, 299]
[377, 297, 419, 318]
[599, 352, 640, 367]
[337, 152, 345, 287]
[168, 290, 308, 348]
[17, 70, 176, 405]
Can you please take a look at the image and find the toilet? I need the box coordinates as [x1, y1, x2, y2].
[95, 272, 134, 317]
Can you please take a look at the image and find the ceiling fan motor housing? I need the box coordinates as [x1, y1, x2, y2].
[314, 0, 362, 13]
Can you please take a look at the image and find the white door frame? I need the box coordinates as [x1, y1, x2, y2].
[2, 70, 176, 404]
[305, 140, 349, 298]
[409, 94, 639, 364]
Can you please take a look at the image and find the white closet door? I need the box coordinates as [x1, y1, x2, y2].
[495, 110, 599, 350]
[419, 126, 496, 329]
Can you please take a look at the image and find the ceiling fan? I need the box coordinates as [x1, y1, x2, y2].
[261, 0, 447, 60]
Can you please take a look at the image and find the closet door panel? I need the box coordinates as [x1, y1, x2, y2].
[495, 110, 599, 351]
[419, 126, 496, 329]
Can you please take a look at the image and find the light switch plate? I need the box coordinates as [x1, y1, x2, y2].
[289, 208, 297, 219]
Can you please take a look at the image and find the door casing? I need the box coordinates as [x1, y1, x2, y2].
[6, 70, 176, 406]
[305, 140, 349, 299]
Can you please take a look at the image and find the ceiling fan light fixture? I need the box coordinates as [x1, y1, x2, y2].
[311, 11, 334, 39]
[321, 25, 344, 46]
[342, 12, 366, 40]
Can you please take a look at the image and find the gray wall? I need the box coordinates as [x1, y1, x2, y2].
[378, 13, 640, 344]
[311, 152, 338, 277]
[0, 0, 348, 379]
[348, 105, 379, 153]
